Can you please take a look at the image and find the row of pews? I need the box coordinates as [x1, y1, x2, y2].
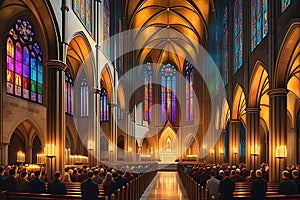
[177, 166, 300, 200]
[0, 169, 157, 200]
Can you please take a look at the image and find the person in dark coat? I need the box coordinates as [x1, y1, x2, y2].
[16, 171, 30, 192]
[92, 169, 103, 184]
[279, 170, 298, 194]
[30, 170, 47, 193]
[292, 170, 300, 194]
[219, 170, 235, 200]
[81, 170, 99, 200]
[6, 168, 18, 192]
[103, 172, 117, 199]
[231, 168, 245, 182]
[48, 171, 67, 194]
[251, 169, 267, 200]
[114, 171, 127, 190]
[0, 167, 7, 191]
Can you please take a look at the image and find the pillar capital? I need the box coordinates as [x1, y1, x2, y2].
[246, 107, 261, 113]
[268, 88, 289, 97]
[230, 119, 240, 123]
[0, 142, 8, 149]
[45, 60, 67, 71]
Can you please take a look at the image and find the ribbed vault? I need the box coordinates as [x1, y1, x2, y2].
[124, 0, 214, 70]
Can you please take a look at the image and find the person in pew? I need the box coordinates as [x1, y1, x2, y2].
[246, 170, 256, 182]
[6, 168, 18, 192]
[0, 166, 7, 191]
[92, 169, 103, 184]
[219, 170, 235, 200]
[231, 168, 245, 182]
[29, 170, 47, 193]
[114, 171, 127, 190]
[62, 172, 72, 183]
[279, 170, 298, 195]
[216, 170, 224, 181]
[81, 170, 99, 200]
[48, 171, 67, 194]
[206, 170, 220, 200]
[292, 170, 300, 194]
[16, 171, 30, 192]
[71, 168, 79, 182]
[251, 169, 267, 200]
[103, 172, 117, 199]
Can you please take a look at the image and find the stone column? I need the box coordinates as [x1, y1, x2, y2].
[246, 107, 260, 170]
[26, 145, 33, 164]
[229, 120, 240, 165]
[45, 60, 66, 179]
[0, 143, 8, 165]
[217, 130, 226, 163]
[268, 88, 288, 182]
[88, 88, 100, 167]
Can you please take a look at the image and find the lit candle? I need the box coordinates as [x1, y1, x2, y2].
[17, 151, 25, 162]
[210, 149, 215, 154]
[275, 146, 287, 158]
[250, 145, 260, 155]
[219, 148, 224, 154]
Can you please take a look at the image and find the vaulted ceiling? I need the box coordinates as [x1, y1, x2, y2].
[124, 0, 214, 71]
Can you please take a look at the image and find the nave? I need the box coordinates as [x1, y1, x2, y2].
[141, 172, 188, 200]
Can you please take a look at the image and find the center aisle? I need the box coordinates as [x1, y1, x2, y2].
[140, 171, 189, 200]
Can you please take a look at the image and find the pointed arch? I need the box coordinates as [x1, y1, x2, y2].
[232, 84, 246, 123]
[275, 22, 300, 89]
[100, 64, 114, 102]
[249, 61, 270, 107]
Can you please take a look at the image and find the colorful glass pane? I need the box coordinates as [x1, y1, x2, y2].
[38, 94, 42, 104]
[223, 5, 229, 84]
[80, 0, 85, 22]
[73, 0, 80, 14]
[144, 62, 152, 122]
[161, 63, 176, 122]
[15, 19, 34, 42]
[251, 0, 268, 51]
[37, 83, 42, 94]
[23, 77, 29, 89]
[85, 0, 91, 31]
[80, 78, 88, 117]
[234, 0, 243, 73]
[185, 62, 194, 121]
[282, 0, 291, 12]
[65, 71, 74, 115]
[23, 89, 29, 99]
[104, 0, 110, 57]
[31, 92, 36, 101]
[101, 88, 109, 121]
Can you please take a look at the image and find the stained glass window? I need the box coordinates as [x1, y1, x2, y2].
[144, 62, 152, 122]
[100, 87, 109, 121]
[161, 63, 176, 122]
[73, 0, 92, 31]
[185, 62, 194, 121]
[80, 78, 88, 117]
[65, 71, 74, 115]
[103, 0, 110, 57]
[6, 18, 43, 104]
[118, 105, 124, 120]
[251, 0, 268, 51]
[234, 0, 243, 73]
[223, 5, 229, 84]
[281, 0, 291, 12]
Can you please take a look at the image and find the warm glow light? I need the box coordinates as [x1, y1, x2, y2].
[233, 147, 238, 154]
[17, 151, 25, 162]
[88, 140, 95, 150]
[219, 148, 224, 154]
[36, 154, 46, 164]
[275, 146, 287, 158]
[44, 144, 55, 156]
[128, 147, 132, 152]
[210, 149, 215, 154]
[250, 145, 260, 155]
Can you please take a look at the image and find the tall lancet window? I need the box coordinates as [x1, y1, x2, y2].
[65, 71, 74, 115]
[80, 78, 88, 117]
[144, 62, 152, 122]
[281, 0, 291, 12]
[6, 18, 43, 104]
[161, 63, 176, 122]
[234, 0, 243, 73]
[100, 87, 109, 121]
[251, 0, 268, 51]
[103, 0, 110, 57]
[185, 62, 194, 121]
[223, 5, 229, 84]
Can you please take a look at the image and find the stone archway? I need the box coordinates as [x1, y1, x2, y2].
[159, 123, 177, 163]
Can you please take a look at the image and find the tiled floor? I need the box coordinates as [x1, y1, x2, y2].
[140, 171, 189, 200]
